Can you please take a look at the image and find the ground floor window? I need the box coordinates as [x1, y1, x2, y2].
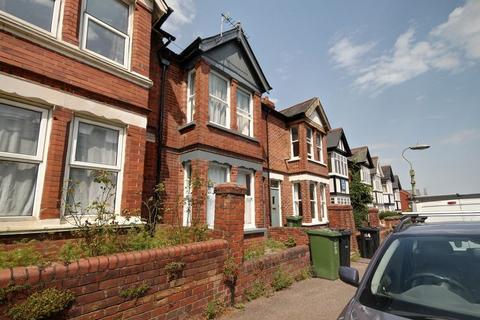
[183, 162, 192, 226]
[238, 169, 255, 229]
[206, 163, 229, 228]
[331, 196, 351, 205]
[0, 100, 48, 217]
[309, 182, 318, 222]
[319, 184, 327, 222]
[292, 182, 302, 216]
[65, 118, 124, 216]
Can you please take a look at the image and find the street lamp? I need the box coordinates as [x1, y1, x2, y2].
[401, 144, 431, 211]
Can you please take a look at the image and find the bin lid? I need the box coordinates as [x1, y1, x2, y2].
[286, 216, 303, 221]
[336, 229, 352, 236]
[306, 229, 341, 237]
[358, 226, 379, 232]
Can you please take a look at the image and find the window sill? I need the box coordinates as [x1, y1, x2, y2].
[207, 122, 259, 143]
[0, 14, 153, 89]
[308, 159, 327, 167]
[287, 157, 300, 163]
[244, 227, 267, 235]
[328, 173, 349, 179]
[178, 121, 196, 132]
[302, 221, 328, 227]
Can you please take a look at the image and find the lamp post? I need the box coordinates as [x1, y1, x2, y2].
[401, 144, 430, 211]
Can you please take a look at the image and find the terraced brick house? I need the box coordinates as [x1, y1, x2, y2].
[0, 0, 170, 234]
[326, 128, 352, 205]
[370, 156, 385, 210]
[261, 97, 332, 227]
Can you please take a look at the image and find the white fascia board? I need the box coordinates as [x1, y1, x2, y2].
[0, 72, 147, 128]
[289, 174, 329, 185]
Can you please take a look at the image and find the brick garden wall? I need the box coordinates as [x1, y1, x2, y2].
[267, 227, 309, 246]
[0, 240, 229, 320]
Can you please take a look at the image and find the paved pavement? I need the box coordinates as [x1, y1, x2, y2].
[221, 259, 369, 320]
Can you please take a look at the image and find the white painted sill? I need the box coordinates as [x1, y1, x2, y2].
[308, 159, 327, 167]
[287, 157, 300, 163]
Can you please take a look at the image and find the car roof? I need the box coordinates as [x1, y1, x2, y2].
[397, 221, 480, 236]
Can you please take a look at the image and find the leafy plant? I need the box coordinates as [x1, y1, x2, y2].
[349, 161, 373, 227]
[244, 280, 266, 301]
[7, 288, 75, 320]
[203, 299, 225, 320]
[244, 245, 265, 261]
[165, 261, 186, 281]
[284, 237, 297, 248]
[0, 246, 46, 269]
[271, 268, 293, 291]
[58, 242, 83, 265]
[223, 256, 239, 284]
[0, 283, 30, 305]
[119, 281, 150, 300]
[379, 211, 402, 220]
[294, 266, 312, 281]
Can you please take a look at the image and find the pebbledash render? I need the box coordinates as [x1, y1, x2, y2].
[0, 0, 170, 234]
[144, 25, 336, 237]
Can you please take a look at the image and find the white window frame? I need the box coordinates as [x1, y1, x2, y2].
[182, 162, 192, 226]
[319, 184, 328, 223]
[0, 0, 62, 37]
[206, 162, 230, 229]
[63, 117, 125, 216]
[236, 87, 253, 137]
[208, 71, 231, 128]
[186, 69, 195, 123]
[309, 182, 319, 223]
[0, 99, 50, 218]
[80, 0, 133, 68]
[292, 182, 302, 216]
[315, 132, 323, 163]
[290, 127, 299, 159]
[238, 169, 255, 229]
[306, 127, 313, 159]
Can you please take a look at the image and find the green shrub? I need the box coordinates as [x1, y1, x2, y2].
[294, 266, 312, 281]
[204, 299, 225, 320]
[244, 280, 266, 301]
[265, 239, 286, 252]
[271, 268, 293, 291]
[0, 246, 46, 269]
[7, 288, 75, 320]
[284, 237, 297, 248]
[0, 283, 30, 305]
[244, 245, 265, 261]
[164, 261, 186, 274]
[379, 211, 401, 220]
[223, 256, 239, 284]
[119, 281, 150, 300]
[58, 242, 83, 265]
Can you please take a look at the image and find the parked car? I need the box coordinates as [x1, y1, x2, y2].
[338, 213, 480, 320]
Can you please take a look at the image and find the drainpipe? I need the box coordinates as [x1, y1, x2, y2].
[155, 54, 170, 186]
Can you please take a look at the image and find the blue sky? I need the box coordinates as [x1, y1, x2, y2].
[163, 0, 480, 195]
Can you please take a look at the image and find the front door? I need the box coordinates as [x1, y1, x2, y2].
[270, 180, 281, 227]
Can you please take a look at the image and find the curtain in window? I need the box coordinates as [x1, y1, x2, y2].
[67, 168, 117, 214]
[0, 104, 41, 155]
[75, 122, 118, 166]
[206, 165, 228, 228]
[0, 161, 37, 216]
[209, 74, 228, 126]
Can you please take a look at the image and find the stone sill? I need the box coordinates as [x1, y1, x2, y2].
[207, 122, 259, 144]
[287, 157, 300, 163]
[308, 159, 327, 167]
[244, 228, 267, 235]
[178, 121, 196, 132]
[301, 222, 328, 227]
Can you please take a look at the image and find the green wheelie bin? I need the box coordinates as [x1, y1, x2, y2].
[306, 229, 341, 280]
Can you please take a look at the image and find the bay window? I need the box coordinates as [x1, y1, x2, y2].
[182, 162, 192, 226]
[65, 118, 124, 215]
[292, 182, 302, 216]
[0, 0, 61, 34]
[306, 128, 313, 159]
[206, 163, 229, 228]
[316, 132, 323, 162]
[209, 72, 230, 127]
[186, 70, 196, 123]
[290, 127, 299, 158]
[238, 170, 255, 229]
[237, 89, 253, 137]
[319, 184, 327, 222]
[0, 101, 48, 217]
[309, 182, 318, 222]
[81, 0, 131, 66]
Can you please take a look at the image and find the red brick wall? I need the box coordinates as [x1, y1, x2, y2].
[0, 240, 229, 320]
[267, 227, 309, 246]
[368, 207, 380, 228]
[327, 205, 358, 252]
[400, 190, 410, 211]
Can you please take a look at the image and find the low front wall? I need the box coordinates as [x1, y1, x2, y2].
[0, 240, 229, 320]
[267, 227, 309, 246]
[237, 245, 310, 301]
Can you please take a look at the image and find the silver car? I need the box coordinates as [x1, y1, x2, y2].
[338, 213, 480, 320]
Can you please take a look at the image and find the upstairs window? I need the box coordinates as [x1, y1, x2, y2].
[186, 70, 195, 123]
[306, 128, 313, 159]
[290, 127, 299, 158]
[316, 132, 323, 162]
[338, 140, 345, 152]
[81, 0, 131, 66]
[332, 153, 348, 177]
[292, 182, 302, 216]
[361, 166, 371, 184]
[209, 72, 230, 127]
[237, 89, 253, 137]
[0, 0, 61, 34]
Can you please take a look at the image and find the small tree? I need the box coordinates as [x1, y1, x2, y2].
[349, 161, 373, 227]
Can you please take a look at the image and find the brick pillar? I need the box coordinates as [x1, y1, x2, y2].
[327, 205, 358, 253]
[368, 207, 380, 227]
[214, 183, 246, 264]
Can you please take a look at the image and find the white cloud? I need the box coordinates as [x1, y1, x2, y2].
[329, 0, 479, 93]
[163, 0, 195, 33]
[329, 38, 375, 70]
[441, 129, 480, 145]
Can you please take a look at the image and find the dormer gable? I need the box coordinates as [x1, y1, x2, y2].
[279, 97, 331, 132]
